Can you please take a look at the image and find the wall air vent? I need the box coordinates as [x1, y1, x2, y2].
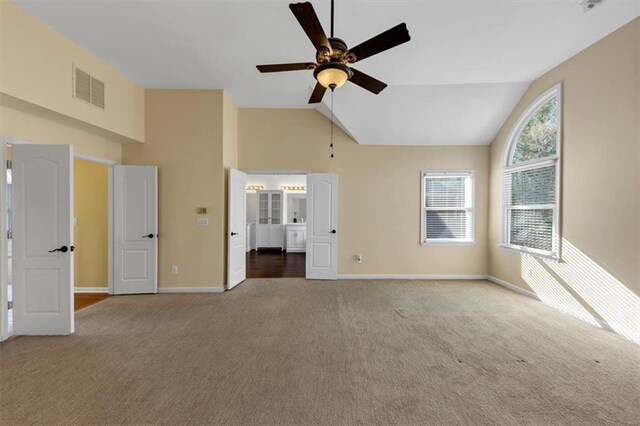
[73, 66, 105, 109]
[581, 0, 605, 12]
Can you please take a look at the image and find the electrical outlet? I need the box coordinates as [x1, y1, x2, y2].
[171, 265, 179, 275]
[355, 254, 363, 264]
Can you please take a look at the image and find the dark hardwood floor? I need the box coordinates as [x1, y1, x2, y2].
[246, 250, 305, 278]
[75, 293, 111, 311]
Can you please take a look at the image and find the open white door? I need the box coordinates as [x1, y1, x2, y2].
[227, 168, 247, 290]
[13, 144, 74, 335]
[113, 165, 158, 295]
[306, 173, 338, 280]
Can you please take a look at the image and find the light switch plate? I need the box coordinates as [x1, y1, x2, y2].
[197, 217, 209, 227]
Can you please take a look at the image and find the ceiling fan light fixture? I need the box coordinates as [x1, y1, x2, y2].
[314, 63, 352, 89]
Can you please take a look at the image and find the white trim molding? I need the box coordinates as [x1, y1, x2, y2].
[337, 274, 487, 280]
[74, 287, 109, 294]
[487, 275, 540, 300]
[158, 287, 225, 293]
[487, 276, 617, 337]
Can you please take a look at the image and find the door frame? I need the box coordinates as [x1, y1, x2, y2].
[0, 137, 119, 342]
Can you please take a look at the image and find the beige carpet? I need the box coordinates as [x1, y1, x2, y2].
[1, 279, 638, 425]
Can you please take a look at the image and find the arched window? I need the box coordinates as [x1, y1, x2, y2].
[502, 84, 561, 260]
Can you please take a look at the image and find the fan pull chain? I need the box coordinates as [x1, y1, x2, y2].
[330, 90, 335, 158]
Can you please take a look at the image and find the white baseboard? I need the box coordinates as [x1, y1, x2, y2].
[74, 287, 109, 294]
[158, 287, 225, 293]
[336, 274, 488, 280]
[486, 276, 541, 300]
[487, 276, 620, 338]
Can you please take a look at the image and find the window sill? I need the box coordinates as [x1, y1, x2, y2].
[498, 244, 560, 262]
[421, 240, 476, 247]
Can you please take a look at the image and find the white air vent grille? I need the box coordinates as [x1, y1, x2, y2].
[73, 66, 105, 109]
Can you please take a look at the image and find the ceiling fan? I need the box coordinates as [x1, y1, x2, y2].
[256, 0, 411, 104]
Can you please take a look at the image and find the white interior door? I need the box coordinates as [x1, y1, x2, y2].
[306, 173, 338, 280]
[113, 165, 157, 295]
[13, 144, 73, 335]
[227, 168, 247, 290]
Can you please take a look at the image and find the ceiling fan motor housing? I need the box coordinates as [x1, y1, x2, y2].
[316, 37, 349, 63]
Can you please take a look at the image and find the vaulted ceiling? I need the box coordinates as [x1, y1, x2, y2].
[15, 0, 640, 146]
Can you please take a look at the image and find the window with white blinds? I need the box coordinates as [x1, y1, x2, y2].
[502, 84, 561, 259]
[421, 171, 474, 244]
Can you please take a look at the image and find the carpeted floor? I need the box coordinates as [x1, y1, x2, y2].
[1, 279, 638, 425]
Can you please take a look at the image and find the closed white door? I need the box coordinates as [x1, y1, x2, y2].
[227, 168, 247, 290]
[256, 192, 269, 248]
[13, 144, 74, 335]
[269, 192, 283, 247]
[113, 165, 158, 294]
[306, 174, 338, 280]
[256, 191, 284, 248]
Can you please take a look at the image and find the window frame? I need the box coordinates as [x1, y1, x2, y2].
[420, 170, 475, 246]
[500, 83, 562, 261]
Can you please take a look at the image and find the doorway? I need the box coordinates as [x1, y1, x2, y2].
[73, 158, 111, 308]
[246, 173, 307, 278]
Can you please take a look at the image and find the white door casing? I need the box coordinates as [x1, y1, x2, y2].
[113, 165, 158, 295]
[306, 173, 338, 280]
[227, 168, 247, 290]
[13, 144, 74, 335]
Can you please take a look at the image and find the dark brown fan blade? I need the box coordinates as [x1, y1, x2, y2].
[346, 23, 410, 63]
[289, 2, 332, 54]
[349, 68, 387, 94]
[308, 82, 327, 104]
[256, 63, 316, 73]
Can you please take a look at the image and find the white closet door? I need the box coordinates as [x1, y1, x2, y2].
[256, 192, 269, 248]
[306, 174, 338, 280]
[269, 191, 283, 248]
[112, 165, 158, 295]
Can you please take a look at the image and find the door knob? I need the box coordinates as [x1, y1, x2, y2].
[230, 232, 238, 236]
[142, 234, 154, 239]
[330, 229, 336, 234]
[49, 245, 69, 253]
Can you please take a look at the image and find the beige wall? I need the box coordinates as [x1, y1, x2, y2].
[74, 159, 109, 288]
[1, 94, 122, 162]
[488, 19, 639, 339]
[238, 109, 489, 276]
[122, 90, 228, 288]
[0, 2, 145, 144]
[222, 93, 239, 279]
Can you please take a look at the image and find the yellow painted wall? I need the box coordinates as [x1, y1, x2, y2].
[488, 19, 639, 340]
[222, 92, 239, 280]
[74, 159, 109, 288]
[122, 90, 227, 288]
[238, 109, 489, 276]
[0, 2, 145, 144]
[1, 94, 122, 162]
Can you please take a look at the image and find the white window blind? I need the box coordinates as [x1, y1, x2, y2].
[502, 84, 561, 259]
[422, 171, 474, 244]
